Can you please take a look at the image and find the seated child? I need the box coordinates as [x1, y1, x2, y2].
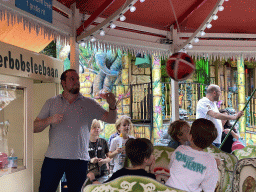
[87, 138, 156, 184]
[108, 115, 135, 173]
[88, 119, 112, 180]
[108, 129, 120, 147]
[168, 120, 191, 149]
[166, 118, 218, 192]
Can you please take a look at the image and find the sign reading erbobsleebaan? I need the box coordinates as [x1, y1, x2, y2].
[15, 0, 53, 23]
[0, 41, 63, 83]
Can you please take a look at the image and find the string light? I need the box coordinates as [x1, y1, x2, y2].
[188, 44, 193, 49]
[90, 36, 96, 42]
[110, 23, 116, 29]
[140, 0, 145, 2]
[206, 23, 212, 29]
[218, 5, 224, 11]
[130, 5, 136, 12]
[120, 14, 126, 21]
[225, 0, 229, 1]
[212, 14, 218, 20]
[194, 37, 199, 43]
[80, 40, 85, 47]
[200, 30, 206, 36]
[100, 29, 105, 36]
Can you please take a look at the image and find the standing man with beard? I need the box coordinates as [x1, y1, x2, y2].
[34, 69, 117, 192]
[196, 84, 243, 148]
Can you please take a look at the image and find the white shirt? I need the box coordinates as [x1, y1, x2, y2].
[166, 145, 218, 192]
[109, 135, 135, 173]
[196, 97, 222, 144]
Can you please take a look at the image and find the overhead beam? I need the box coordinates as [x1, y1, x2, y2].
[172, 0, 207, 29]
[53, 0, 72, 17]
[175, 0, 224, 52]
[76, 0, 116, 36]
[77, 0, 138, 42]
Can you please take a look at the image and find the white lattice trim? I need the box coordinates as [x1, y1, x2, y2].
[92, 184, 119, 192]
[119, 181, 137, 191]
[165, 151, 173, 160]
[139, 183, 156, 192]
[154, 149, 164, 160]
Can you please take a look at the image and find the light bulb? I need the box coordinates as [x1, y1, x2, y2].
[194, 37, 199, 43]
[218, 5, 224, 11]
[200, 30, 206, 36]
[90, 36, 96, 42]
[188, 44, 193, 49]
[140, 0, 145, 2]
[212, 14, 218, 20]
[206, 23, 212, 29]
[120, 15, 126, 21]
[130, 6, 136, 12]
[225, 0, 229, 1]
[80, 41, 85, 47]
[100, 30, 105, 36]
[110, 23, 116, 29]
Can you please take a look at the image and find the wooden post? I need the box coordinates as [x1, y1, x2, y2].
[70, 3, 80, 72]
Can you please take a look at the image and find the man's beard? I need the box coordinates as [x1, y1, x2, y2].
[214, 96, 219, 101]
[69, 87, 80, 94]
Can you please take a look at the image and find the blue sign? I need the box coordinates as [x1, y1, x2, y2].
[15, 0, 52, 23]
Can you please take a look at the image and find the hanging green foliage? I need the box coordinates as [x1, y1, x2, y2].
[40, 41, 56, 58]
[195, 57, 210, 85]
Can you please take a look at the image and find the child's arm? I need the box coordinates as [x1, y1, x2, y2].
[87, 172, 101, 184]
[108, 139, 122, 158]
[98, 156, 112, 166]
[108, 148, 122, 158]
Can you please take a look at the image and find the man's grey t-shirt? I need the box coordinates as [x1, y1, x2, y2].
[37, 94, 106, 160]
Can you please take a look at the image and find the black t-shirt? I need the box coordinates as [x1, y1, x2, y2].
[221, 125, 237, 153]
[88, 138, 109, 176]
[105, 168, 156, 183]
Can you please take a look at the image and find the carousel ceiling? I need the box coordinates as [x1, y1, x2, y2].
[56, 0, 256, 34]
[2, 0, 256, 57]
[53, 0, 256, 59]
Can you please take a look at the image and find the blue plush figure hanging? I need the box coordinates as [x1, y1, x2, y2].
[93, 50, 123, 98]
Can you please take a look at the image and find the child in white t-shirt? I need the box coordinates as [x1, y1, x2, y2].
[109, 115, 135, 173]
[166, 118, 219, 192]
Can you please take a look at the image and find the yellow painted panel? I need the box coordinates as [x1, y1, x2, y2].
[122, 69, 129, 85]
[145, 68, 151, 75]
[153, 85, 162, 97]
[123, 106, 130, 114]
[152, 69, 161, 81]
[123, 98, 130, 105]
[153, 96, 162, 107]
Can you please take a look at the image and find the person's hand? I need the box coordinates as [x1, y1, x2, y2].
[215, 158, 221, 167]
[235, 111, 244, 119]
[116, 147, 122, 154]
[50, 114, 64, 124]
[98, 158, 105, 166]
[90, 157, 99, 164]
[223, 129, 231, 134]
[106, 92, 117, 109]
[87, 171, 95, 181]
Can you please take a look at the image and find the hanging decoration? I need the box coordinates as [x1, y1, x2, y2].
[0, 3, 69, 45]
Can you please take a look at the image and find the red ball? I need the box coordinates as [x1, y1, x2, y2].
[166, 52, 195, 81]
